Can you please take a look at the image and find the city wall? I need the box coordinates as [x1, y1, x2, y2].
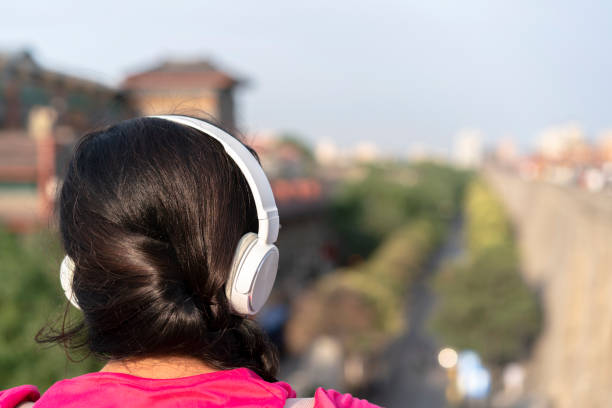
[485, 169, 612, 408]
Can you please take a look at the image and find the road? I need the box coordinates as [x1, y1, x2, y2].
[366, 217, 465, 408]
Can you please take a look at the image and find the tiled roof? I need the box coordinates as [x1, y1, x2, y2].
[0, 49, 116, 93]
[121, 60, 241, 91]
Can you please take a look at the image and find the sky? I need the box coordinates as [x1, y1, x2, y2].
[2, 1, 612, 155]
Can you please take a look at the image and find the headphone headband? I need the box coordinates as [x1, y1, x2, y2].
[60, 115, 280, 314]
[149, 115, 279, 244]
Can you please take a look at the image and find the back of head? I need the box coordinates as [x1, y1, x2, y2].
[38, 116, 279, 381]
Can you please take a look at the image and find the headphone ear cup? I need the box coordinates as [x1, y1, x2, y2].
[245, 244, 279, 314]
[226, 232, 279, 315]
[226, 232, 258, 309]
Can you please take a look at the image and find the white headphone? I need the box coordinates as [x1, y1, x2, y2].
[59, 115, 280, 315]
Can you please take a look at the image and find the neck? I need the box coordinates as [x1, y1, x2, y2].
[101, 355, 219, 379]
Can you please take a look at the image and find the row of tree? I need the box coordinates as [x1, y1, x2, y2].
[430, 178, 541, 367]
[285, 162, 471, 382]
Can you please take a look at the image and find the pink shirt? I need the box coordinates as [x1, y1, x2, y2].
[0, 368, 380, 408]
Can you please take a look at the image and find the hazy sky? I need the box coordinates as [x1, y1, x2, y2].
[2, 1, 612, 155]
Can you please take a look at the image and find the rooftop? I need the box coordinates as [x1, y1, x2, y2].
[121, 59, 243, 91]
[0, 49, 116, 93]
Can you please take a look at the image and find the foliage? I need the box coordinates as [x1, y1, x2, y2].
[430, 179, 541, 366]
[329, 161, 471, 260]
[278, 133, 315, 162]
[287, 162, 471, 357]
[464, 180, 514, 254]
[0, 226, 101, 390]
[286, 220, 440, 355]
[276, 133, 317, 177]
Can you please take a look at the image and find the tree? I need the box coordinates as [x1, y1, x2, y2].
[429, 179, 541, 366]
[329, 161, 470, 261]
[431, 244, 541, 365]
[0, 226, 100, 390]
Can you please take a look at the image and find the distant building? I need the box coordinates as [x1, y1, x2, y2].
[597, 130, 612, 162]
[121, 60, 243, 129]
[314, 139, 342, 166]
[351, 141, 380, 163]
[0, 108, 60, 230]
[454, 129, 483, 168]
[0, 50, 133, 230]
[0, 50, 133, 132]
[537, 123, 586, 161]
[495, 138, 519, 165]
[251, 132, 313, 179]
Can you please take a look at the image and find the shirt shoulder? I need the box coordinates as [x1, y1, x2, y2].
[313, 388, 382, 408]
[36, 368, 295, 408]
[0, 385, 40, 408]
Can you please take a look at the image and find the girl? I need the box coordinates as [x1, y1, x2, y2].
[0, 115, 380, 408]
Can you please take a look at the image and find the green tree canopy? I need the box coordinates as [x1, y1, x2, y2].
[0, 227, 100, 390]
[430, 179, 541, 366]
[330, 161, 471, 260]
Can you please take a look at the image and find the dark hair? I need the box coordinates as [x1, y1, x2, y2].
[37, 116, 279, 381]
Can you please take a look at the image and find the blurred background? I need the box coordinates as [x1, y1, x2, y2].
[2, 1, 612, 407]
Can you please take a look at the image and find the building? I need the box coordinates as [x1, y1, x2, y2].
[454, 129, 483, 168]
[536, 123, 588, 163]
[0, 50, 133, 132]
[0, 52, 246, 230]
[0, 107, 59, 231]
[121, 60, 242, 129]
[0, 50, 133, 231]
[0, 51, 325, 231]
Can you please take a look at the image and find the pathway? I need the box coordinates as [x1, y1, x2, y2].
[366, 216, 465, 408]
